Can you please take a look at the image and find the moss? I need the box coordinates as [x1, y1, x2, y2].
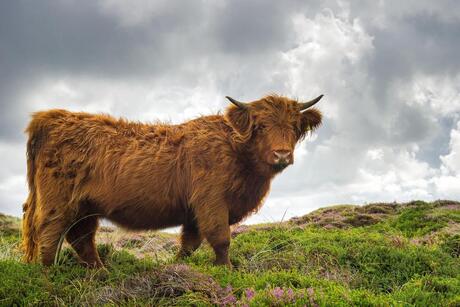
[441, 234, 460, 258]
[0, 261, 51, 305]
[391, 201, 457, 237]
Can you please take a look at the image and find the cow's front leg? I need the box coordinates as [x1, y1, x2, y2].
[177, 222, 202, 259]
[194, 202, 231, 267]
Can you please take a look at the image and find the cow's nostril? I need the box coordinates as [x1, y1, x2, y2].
[273, 150, 291, 159]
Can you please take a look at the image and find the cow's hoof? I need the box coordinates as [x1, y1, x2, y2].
[213, 259, 233, 269]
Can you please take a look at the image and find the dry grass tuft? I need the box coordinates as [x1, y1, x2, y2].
[432, 200, 460, 210]
[97, 229, 179, 260]
[87, 264, 226, 305]
[289, 202, 397, 229]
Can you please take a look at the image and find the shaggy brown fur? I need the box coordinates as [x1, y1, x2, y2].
[22, 94, 323, 267]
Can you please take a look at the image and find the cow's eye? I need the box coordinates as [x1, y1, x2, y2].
[257, 124, 266, 132]
[295, 127, 303, 138]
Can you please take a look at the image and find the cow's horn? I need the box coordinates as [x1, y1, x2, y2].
[299, 95, 324, 111]
[226, 96, 247, 109]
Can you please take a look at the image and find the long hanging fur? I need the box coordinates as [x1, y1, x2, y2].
[22, 116, 48, 261]
[21, 95, 323, 266]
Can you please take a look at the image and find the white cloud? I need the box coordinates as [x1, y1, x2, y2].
[367, 148, 384, 160]
[433, 175, 460, 199]
[281, 10, 374, 118]
[440, 121, 460, 175]
[398, 73, 460, 118]
[0, 142, 27, 216]
[24, 77, 226, 124]
[0, 175, 27, 216]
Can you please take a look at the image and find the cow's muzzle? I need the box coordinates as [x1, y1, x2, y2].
[272, 150, 292, 165]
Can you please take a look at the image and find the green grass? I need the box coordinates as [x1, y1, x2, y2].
[391, 201, 448, 237]
[1, 200, 459, 306]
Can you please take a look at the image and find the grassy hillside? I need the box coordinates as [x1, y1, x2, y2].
[1, 200, 459, 306]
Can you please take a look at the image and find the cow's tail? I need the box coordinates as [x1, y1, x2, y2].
[22, 114, 47, 262]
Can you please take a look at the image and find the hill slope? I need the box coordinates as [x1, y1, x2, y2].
[0, 200, 459, 306]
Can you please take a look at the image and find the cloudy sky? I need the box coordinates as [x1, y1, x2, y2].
[1, 0, 459, 224]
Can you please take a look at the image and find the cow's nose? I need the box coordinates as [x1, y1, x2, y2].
[273, 150, 291, 163]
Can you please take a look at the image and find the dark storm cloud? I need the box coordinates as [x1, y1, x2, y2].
[0, 0, 156, 140]
[0, 1, 203, 77]
[0, 0, 308, 81]
[0, 78, 32, 141]
[213, 0, 300, 53]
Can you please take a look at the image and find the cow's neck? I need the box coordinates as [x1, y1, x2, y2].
[226, 153, 274, 224]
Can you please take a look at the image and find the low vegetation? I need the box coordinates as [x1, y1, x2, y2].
[1, 200, 459, 306]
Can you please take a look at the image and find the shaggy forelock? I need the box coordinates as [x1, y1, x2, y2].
[253, 95, 302, 128]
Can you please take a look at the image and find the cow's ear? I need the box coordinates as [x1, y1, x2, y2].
[301, 108, 322, 132]
[225, 105, 253, 143]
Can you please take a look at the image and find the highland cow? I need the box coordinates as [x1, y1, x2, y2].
[22, 94, 323, 267]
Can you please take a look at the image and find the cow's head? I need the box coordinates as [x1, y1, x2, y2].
[225, 94, 323, 174]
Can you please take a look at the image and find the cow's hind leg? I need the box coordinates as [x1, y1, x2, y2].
[177, 222, 203, 259]
[66, 215, 103, 268]
[37, 216, 70, 266]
